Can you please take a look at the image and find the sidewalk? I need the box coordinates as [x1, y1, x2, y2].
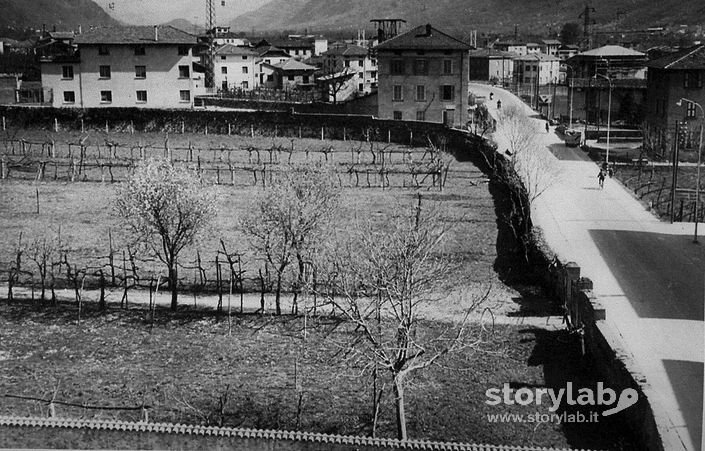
[470, 82, 704, 450]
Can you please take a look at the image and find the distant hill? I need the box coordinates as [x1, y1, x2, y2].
[0, 0, 120, 32]
[162, 18, 202, 35]
[229, 0, 705, 37]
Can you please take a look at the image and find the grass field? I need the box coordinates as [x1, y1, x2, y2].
[0, 128, 502, 306]
[0, 302, 636, 450]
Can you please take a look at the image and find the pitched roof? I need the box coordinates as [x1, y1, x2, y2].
[515, 53, 560, 62]
[375, 24, 472, 51]
[468, 48, 516, 59]
[647, 44, 705, 69]
[578, 45, 645, 58]
[257, 46, 290, 57]
[74, 26, 195, 45]
[323, 43, 368, 57]
[214, 44, 258, 56]
[270, 58, 317, 71]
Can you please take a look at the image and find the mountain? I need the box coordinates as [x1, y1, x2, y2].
[162, 18, 202, 35]
[228, 0, 705, 37]
[0, 0, 120, 31]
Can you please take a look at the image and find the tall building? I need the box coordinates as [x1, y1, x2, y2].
[376, 24, 472, 126]
[40, 26, 200, 108]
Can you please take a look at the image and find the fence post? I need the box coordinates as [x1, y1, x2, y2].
[343, 127, 346, 141]
[251, 124, 255, 138]
[0, 156, 5, 179]
[205, 124, 208, 135]
[321, 127, 324, 141]
[182, 121, 185, 134]
[410, 131, 413, 146]
[387, 129, 391, 143]
[228, 123, 231, 136]
[299, 126, 302, 139]
[105, 121, 109, 134]
[2, 116, 5, 131]
[130, 120, 134, 135]
[54, 118, 58, 133]
[81, 119, 84, 133]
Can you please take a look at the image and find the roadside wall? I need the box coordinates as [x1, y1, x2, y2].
[0, 416, 575, 451]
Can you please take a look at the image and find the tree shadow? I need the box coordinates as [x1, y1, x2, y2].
[522, 327, 640, 450]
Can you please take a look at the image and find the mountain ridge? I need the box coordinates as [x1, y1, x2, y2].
[0, 0, 120, 32]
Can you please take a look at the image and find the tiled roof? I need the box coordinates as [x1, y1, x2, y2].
[215, 44, 258, 56]
[578, 45, 645, 58]
[647, 44, 705, 69]
[375, 24, 472, 51]
[324, 43, 368, 57]
[468, 48, 516, 59]
[270, 58, 317, 71]
[515, 53, 560, 62]
[257, 46, 290, 57]
[74, 26, 195, 45]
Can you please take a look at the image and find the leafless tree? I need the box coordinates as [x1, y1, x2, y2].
[242, 162, 340, 315]
[324, 196, 491, 440]
[115, 158, 218, 310]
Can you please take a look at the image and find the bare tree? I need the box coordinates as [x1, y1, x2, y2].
[242, 162, 340, 315]
[495, 105, 559, 204]
[115, 158, 217, 311]
[317, 57, 356, 104]
[325, 196, 490, 440]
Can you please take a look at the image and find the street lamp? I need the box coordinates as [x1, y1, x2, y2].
[565, 64, 575, 129]
[676, 97, 703, 243]
[594, 73, 612, 164]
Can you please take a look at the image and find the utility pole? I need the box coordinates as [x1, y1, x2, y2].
[205, 0, 216, 88]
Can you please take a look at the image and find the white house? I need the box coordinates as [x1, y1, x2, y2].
[214, 44, 258, 91]
[514, 53, 560, 85]
[41, 26, 199, 108]
[321, 42, 378, 99]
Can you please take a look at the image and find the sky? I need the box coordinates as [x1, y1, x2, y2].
[92, 0, 269, 27]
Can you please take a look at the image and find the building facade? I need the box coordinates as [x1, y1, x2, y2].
[645, 44, 705, 156]
[468, 48, 515, 84]
[376, 24, 471, 127]
[321, 42, 378, 98]
[41, 26, 198, 108]
[213, 44, 258, 91]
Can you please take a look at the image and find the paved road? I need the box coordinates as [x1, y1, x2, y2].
[470, 83, 705, 450]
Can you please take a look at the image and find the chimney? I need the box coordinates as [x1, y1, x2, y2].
[426, 24, 432, 36]
[154, 25, 159, 42]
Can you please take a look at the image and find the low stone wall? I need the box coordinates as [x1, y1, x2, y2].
[543, 260, 669, 451]
[0, 416, 575, 451]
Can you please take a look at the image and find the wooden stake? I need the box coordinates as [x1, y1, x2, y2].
[35, 188, 39, 214]
[54, 118, 58, 132]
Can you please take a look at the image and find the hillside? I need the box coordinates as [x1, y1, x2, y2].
[229, 0, 705, 37]
[0, 0, 119, 32]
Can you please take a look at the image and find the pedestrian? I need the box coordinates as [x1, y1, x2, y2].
[597, 169, 605, 189]
[608, 165, 614, 178]
[545, 122, 550, 133]
[497, 99, 502, 109]
[490, 92, 494, 100]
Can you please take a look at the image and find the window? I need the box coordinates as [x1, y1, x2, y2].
[391, 59, 404, 75]
[99, 65, 111, 79]
[303, 75, 309, 83]
[136, 90, 147, 103]
[288, 75, 295, 81]
[684, 71, 703, 89]
[221, 67, 228, 74]
[358, 83, 364, 91]
[441, 85, 455, 101]
[416, 111, 425, 121]
[242, 56, 248, 60]
[242, 66, 248, 74]
[134, 45, 145, 56]
[62, 65, 74, 79]
[63, 91, 75, 103]
[242, 81, 249, 89]
[178, 45, 189, 56]
[359, 59, 364, 66]
[135, 65, 146, 79]
[179, 90, 190, 102]
[443, 59, 453, 75]
[100, 90, 112, 103]
[413, 59, 428, 75]
[222, 80, 228, 90]
[393, 111, 402, 120]
[687, 102, 697, 118]
[415, 85, 426, 101]
[221, 55, 227, 60]
[98, 45, 109, 55]
[393, 85, 403, 101]
[178, 65, 190, 78]
[267, 74, 274, 82]
[344, 60, 350, 68]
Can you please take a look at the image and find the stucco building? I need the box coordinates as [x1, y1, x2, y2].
[214, 44, 258, 91]
[376, 24, 472, 127]
[41, 26, 199, 108]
